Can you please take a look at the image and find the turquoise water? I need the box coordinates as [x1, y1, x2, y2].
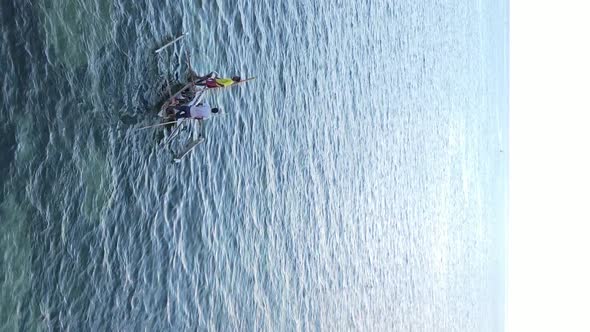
[0, 0, 508, 330]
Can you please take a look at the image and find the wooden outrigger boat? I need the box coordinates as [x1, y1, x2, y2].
[150, 33, 208, 161]
[147, 32, 255, 162]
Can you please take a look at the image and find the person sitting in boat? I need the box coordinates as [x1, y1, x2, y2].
[167, 102, 221, 121]
[192, 71, 242, 88]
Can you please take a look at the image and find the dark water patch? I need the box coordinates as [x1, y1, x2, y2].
[1, 1, 43, 81]
[0, 125, 16, 197]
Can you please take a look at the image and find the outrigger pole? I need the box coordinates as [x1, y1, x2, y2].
[154, 32, 189, 54]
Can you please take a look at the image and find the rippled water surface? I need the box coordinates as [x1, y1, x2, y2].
[1, 0, 508, 330]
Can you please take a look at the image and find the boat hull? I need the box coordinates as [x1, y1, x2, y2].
[158, 83, 207, 119]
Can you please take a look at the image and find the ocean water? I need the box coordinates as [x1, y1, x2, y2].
[0, 0, 508, 331]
